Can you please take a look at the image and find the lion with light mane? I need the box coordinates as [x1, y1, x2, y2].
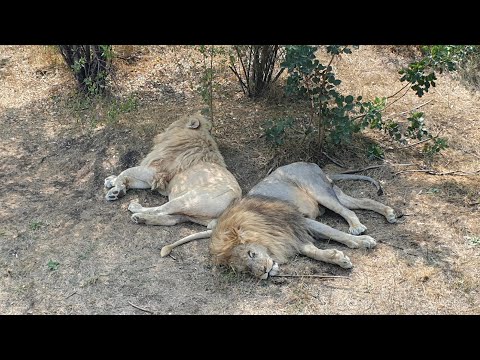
[104, 112, 241, 227]
[161, 162, 397, 279]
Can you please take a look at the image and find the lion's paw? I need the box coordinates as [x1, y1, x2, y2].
[131, 213, 146, 224]
[106, 186, 126, 201]
[128, 201, 143, 213]
[269, 262, 280, 277]
[349, 223, 367, 235]
[328, 249, 353, 269]
[104, 175, 117, 189]
[386, 208, 397, 224]
[356, 235, 377, 249]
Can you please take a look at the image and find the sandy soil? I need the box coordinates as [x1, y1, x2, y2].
[1, 45, 479, 314]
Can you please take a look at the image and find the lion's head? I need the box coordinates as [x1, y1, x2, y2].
[229, 243, 280, 279]
[210, 195, 313, 279]
[166, 112, 213, 133]
[140, 112, 225, 191]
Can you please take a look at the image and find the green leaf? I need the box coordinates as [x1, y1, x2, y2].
[345, 95, 354, 103]
[47, 260, 60, 271]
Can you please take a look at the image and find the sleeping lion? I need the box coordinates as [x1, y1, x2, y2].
[104, 112, 241, 227]
[161, 162, 397, 279]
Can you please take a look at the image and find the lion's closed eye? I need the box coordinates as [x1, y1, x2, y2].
[248, 250, 256, 258]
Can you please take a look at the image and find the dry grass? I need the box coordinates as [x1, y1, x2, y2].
[1, 45, 479, 314]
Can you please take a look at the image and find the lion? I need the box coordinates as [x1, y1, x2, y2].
[160, 162, 397, 279]
[104, 112, 242, 227]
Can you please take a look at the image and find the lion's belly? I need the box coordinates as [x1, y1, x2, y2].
[248, 180, 320, 219]
[167, 163, 241, 200]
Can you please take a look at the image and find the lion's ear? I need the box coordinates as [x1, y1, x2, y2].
[186, 117, 200, 129]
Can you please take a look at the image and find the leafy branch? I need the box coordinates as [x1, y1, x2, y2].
[264, 45, 450, 160]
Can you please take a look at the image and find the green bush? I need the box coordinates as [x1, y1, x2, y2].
[263, 45, 450, 159]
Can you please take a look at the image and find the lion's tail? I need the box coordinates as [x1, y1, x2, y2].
[160, 230, 212, 257]
[328, 174, 383, 195]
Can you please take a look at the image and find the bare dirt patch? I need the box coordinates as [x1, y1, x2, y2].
[1, 45, 479, 314]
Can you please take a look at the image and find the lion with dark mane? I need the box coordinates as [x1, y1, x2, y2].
[161, 162, 397, 279]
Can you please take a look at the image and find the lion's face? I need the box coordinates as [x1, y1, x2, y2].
[229, 243, 279, 279]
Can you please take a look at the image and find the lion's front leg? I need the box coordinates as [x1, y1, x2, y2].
[105, 166, 156, 201]
[300, 242, 353, 269]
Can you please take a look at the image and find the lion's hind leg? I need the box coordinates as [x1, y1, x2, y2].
[129, 190, 231, 227]
[105, 166, 156, 201]
[128, 194, 198, 225]
[305, 218, 376, 249]
[104, 175, 117, 189]
[332, 185, 397, 223]
[305, 187, 368, 235]
[278, 163, 367, 235]
[299, 242, 353, 269]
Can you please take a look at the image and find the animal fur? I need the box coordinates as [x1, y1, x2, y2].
[210, 195, 313, 265]
[140, 112, 226, 191]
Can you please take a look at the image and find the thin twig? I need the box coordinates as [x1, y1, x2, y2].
[135, 265, 156, 272]
[128, 301, 154, 314]
[228, 65, 247, 95]
[384, 86, 411, 111]
[463, 150, 480, 160]
[400, 129, 442, 149]
[408, 99, 434, 111]
[378, 239, 405, 250]
[400, 137, 434, 149]
[322, 151, 346, 168]
[402, 99, 433, 114]
[386, 83, 410, 99]
[272, 67, 285, 83]
[340, 165, 386, 174]
[209, 45, 214, 123]
[271, 274, 351, 280]
[384, 99, 434, 120]
[320, 284, 354, 291]
[65, 291, 77, 299]
[235, 46, 249, 90]
[378, 240, 418, 256]
[385, 163, 414, 166]
[394, 169, 480, 176]
[169, 254, 177, 261]
[317, 53, 336, 149]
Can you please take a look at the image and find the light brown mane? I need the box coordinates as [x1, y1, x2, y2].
[139, 113, 226, 189]
[210, 196, 313, 265]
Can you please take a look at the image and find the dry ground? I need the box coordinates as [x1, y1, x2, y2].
[1, 45, 479, 315]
